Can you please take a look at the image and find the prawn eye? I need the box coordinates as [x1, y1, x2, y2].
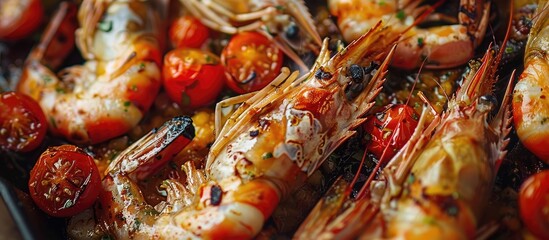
[285, 23, 299, 40]
[348, 64, 364, 83]
[344, 62, 377, 101]
[478, 94, 498, 113]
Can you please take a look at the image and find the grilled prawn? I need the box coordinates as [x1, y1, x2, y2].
[73, 22, 405, 239]
[512, 0, 549, 162]
[329, 0, 491, 69]
[296, 29, 515, 240]
[16, 0, 164, 144]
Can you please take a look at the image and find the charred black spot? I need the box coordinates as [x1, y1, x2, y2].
[249, 130, 259, 137]
[315, 68, 332, 80]
[210, 185, 223, 206]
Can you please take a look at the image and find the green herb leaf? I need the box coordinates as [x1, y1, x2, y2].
[396, 10, 406, 21]
[262, 152, 273, 159]
[417, 37, 424, 47]
[98, 20, 113, 32]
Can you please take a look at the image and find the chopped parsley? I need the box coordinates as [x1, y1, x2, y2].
[396, 10, 406, 21]
[417, 37, 424, 47]
[98, 20, 113, 32]
[262, 152, 273, 159]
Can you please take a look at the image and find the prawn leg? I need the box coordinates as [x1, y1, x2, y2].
[18, 2, 78, 99]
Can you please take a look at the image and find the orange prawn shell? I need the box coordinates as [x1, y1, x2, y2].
[512, 0, 549, 162]
[513, 60, 549, 161]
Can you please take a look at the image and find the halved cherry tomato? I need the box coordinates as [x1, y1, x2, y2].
[169, 16, 210, 49]
[221, 31, 284, 94]
[0, 91, 47, 152]
[28, 145, 101, 217]
[0, 0, 44, 40]
[163, 48, 225, 108]
[519, 170, 549, 239]
[363, 104, 419, 161]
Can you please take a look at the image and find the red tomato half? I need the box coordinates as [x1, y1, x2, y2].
[363, 104, 419, 161]
[163, 48, 225, 108]
[221, 31, 284, 94]
[0, 91, 47, 152]
[29, 145, 101, 217]
[169, 15, 210, 49]
[519, 170, 549, 239]
[0, 0, 44, 40]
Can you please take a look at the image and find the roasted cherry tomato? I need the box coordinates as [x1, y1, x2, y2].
[0, 91, 47, 152]
[221, 31, 284, 94]
[363, 104, 419, 161]
[29, 145, 101, 217]
[163, 48, 225, 108]
[169, 15, 210, 48]
[519, 170, 549, 239]
[0, 0, 44, 40]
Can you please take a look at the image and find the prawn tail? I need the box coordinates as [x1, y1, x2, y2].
[17, 2, 78, 99]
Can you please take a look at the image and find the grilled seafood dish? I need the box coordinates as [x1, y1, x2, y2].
[0, 0, 548, 239]
[68, 18, 406, 238]
[295, 18, 515, 238]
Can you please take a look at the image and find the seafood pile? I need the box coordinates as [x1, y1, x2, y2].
[0, 0, 548, 239]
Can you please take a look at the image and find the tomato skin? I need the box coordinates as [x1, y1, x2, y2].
[169, 16, 210, 49]
[163, 48, 225, 108]
[519, 170, 549, 239]
[0, 0, 44, 40]
[28, 145, 101, 217]
[363, 104, 419, 161]
[221, 31, 284, 94]
[0, 91, 47, 152]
